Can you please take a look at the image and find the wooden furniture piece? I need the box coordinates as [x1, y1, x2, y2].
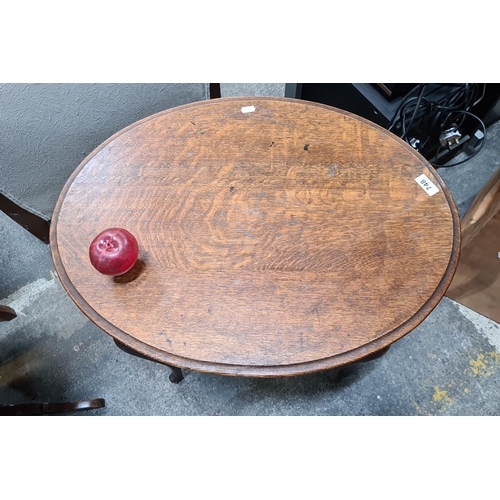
[446, 166, 500, 321]
[0, 306, 105, 415]
[0, 305, 17, 322]
[0, 83, 213, 244]
[50, 97, 460, 381]
[0, 399, 105, 416]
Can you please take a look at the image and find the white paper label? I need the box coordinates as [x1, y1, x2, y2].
[415, 174, 439, 196]
[241, 106, 256, 113]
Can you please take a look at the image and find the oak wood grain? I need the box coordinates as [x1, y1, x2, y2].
[50, 97, 460, 377]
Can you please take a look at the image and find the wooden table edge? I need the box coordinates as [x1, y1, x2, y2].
[49, 97, 461, 378]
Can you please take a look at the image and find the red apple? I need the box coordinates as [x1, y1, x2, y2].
[89, 228, 139, 276]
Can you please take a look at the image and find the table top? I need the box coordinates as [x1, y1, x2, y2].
[50, 97, 460, 377]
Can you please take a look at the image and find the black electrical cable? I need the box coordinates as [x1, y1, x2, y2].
[387, 85, 422, 132]
[387, 83, 485, 167]
[432, 111, 487, 168]
[404, 85, 425, 140]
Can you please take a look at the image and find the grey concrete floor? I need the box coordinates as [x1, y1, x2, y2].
[2, 98, 500, 416]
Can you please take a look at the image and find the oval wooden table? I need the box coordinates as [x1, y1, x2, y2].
[50, 97, 460, 382]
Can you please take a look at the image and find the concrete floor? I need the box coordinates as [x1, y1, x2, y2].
[2, 89, 500, 415]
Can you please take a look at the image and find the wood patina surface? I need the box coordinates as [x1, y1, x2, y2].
[50, 97, 460, 377]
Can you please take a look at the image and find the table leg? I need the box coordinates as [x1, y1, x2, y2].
[326, 368, 343, 383]
[168, 366, 184, 384]
[327, 346, 391, 383]
[358, 345, 391, 363]
[113, 339, 185, 383]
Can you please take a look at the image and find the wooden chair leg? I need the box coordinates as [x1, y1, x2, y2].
[0, 305, 17, 322]
[1, 306, 104, 414]
[0, 398, 105, 416]
[0, 192, 50, 243]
